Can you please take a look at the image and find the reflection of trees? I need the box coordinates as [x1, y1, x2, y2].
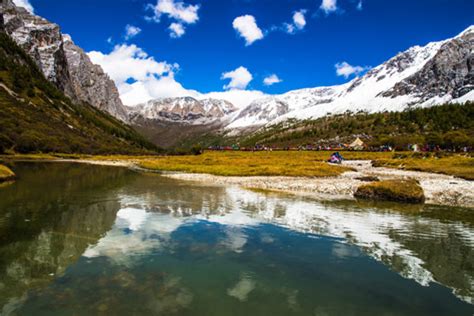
[0, 162, 136, 311]
[120, 175, 236, 217]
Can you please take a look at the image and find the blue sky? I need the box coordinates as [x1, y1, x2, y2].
[17, 0, 474, 106]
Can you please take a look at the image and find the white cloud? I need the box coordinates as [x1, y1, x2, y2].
[221, 66, 253, 90]
[146, 0, 199, 38]
[125, 25, 142, 40]
[335, 61, 368, 79]
[88, 44, 174, 84]
[293, 10, 307, 30]
[357, 0, 363, 10]
[263, 74, 282, 86]
[147, 0, 199, 24]
[88, 45, 265, 108]
[285, 9, 307, 34]
[320, 0, 337, 14]
[88, 44, 195, 105]
[232, 15, 264, 46]
[169, 22, 185, 38]
[12, 0, 34, 13]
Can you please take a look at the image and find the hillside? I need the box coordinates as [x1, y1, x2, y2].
[240, 102, 474, 149]
[0, 32, 158, 154]
[178, 102, 474, 150]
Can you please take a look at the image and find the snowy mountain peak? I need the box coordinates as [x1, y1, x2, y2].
[129, 97, 238, 124]
[456, 25, 474, 38]
[226, 25, 474, 130]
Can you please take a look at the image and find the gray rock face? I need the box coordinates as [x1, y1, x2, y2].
[233, 97, 290, 126]
[1, 0, 128, 121]
[62, 35, 128, 121]
[129, 97, 237, 124]
[382, 28, 474, 100]
[1, 0, 76, 97]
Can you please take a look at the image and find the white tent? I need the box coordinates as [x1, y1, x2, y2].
[349, 137, 365, 150]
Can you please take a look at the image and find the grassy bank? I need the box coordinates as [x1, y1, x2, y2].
[137, 151, 353, 177]
[2, 151, 473, 179]
[0, 164, 15, 182]
[373, 154, 474, 180]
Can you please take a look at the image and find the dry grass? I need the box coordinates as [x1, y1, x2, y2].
[0, 164, 15, 182]
[4, 151, 471, 179]
[355, 179, 425, 204]
[373, 155, 474, 180]
[137, 151, 354, 177]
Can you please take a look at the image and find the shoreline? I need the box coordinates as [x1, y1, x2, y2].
[59, 159, 474, 208]
[5, 157, 473, 208]
[160, 161, 474, 208]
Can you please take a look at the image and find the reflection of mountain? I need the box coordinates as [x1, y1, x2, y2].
[239, 192, 474, 304]
[0, 163, 137, 311]
[117, 175, 236, 216]
[1, 164, 472, 311]
[111, 183, 474, 304]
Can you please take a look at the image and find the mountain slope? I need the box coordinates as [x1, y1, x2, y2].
[128, 97, 238, 147]
[0, 31, 157, 154]
[129, 97, 237, 123]
[1, 0, 129, 121]
[227, 26, 474, 130]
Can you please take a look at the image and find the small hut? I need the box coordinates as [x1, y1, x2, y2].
[349, 137, 365, 150]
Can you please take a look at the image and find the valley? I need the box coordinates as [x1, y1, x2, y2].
[0, 0, 473, 314]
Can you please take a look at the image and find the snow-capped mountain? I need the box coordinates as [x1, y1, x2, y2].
[227, 25, 474, 130]
[128, 97, 237, 124]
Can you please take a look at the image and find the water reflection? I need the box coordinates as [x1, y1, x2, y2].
[94, 173, 474, 305]
[0, 163, 136, 313]
[0, 163, 473, 315]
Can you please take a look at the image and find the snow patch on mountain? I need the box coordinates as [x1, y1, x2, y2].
[227, 25, 473, 129]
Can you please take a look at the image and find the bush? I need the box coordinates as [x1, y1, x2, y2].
[354, 179, 425, 203]
[190, 144, 203, 156]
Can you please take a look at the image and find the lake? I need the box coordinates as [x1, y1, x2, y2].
[0, 162, 473, 315]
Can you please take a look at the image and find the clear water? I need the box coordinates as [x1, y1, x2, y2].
[0, 162, 473, 315]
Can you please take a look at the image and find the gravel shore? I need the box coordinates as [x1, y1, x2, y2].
[160, 160, 474, 208]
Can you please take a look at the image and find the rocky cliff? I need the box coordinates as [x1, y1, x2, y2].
[0, 0, 128, 121]
[129, 97, 237, 124]
[382, 26, 474, 100]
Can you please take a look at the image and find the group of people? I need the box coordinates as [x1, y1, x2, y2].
[328, 152, 344, 164]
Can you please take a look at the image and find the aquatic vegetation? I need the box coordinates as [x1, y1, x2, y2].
[355, 179, 425, 203]
[0, 164, 15, 182]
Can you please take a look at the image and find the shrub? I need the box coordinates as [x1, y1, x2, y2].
[354, 179, 425, 203]
[190, 144, 203, 156]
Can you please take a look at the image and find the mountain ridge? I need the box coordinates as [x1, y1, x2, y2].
[129, 24, 473, 141]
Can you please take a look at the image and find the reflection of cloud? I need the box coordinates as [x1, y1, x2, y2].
[227, 274, 256, 301]
[83, 208, 188, 265]
[332, 242, 359, 259]
[116, 207, 148, 231]
[222, 228, 248, 253]
[97, 185, 473, 304]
